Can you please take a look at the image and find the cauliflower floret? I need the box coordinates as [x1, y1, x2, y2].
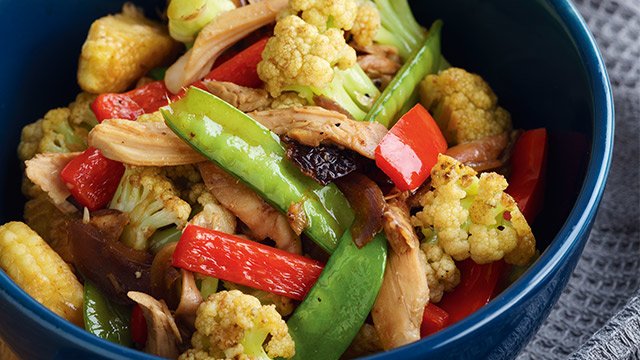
[78, 3, 178, 94]
[39, 108, 88, 155]
[289, 0, 359, 31]
[270, 92, 309, 109]
[350, 1, 381, 47]
[163, 164, 203, 199]
[420, 242, 460, 303]
[287, 0, 380, 47]
[68, 92, 98, 129]
[110, 166, 191, 250]
[412, 154, 536, 266]
[179, 290, 295, 360]
[187, 184, 237, 235]
[419, 68, 512, 145]
[17, 119, 44, 162]
[18, 92, 99, 162]
[222, 282, 295, 317]
[258, 15, 356, 97]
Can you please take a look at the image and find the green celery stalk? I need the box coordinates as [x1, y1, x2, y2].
[161, 88, 353, 253]
[365, 20, 443, 128]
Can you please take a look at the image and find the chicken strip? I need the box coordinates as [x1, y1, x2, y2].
[249, 106, 387, 159]
[88, 119, 206, 166]
[382, 196, 418, 254]
[25, 152, 80, 214]
[128, 292, 182, 359]
[198, 162, 302, 254]
[372, 197, 429, 350]
[203, 81, 272, 112]
[357, 54, 401, 78]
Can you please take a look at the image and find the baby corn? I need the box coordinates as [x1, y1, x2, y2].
[0, 222, 83, 325]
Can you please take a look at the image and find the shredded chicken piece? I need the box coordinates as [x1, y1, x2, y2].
[89, 107, 385, 167]
[372, 196, 429, 350]
[199, 162, 302, 254]
[165, 0, 288, 93]
[128, 291, 182, 359]
[203, 81, 272, 112]
[312, 95, 355, 119]
[353, 43, 402, 63]
[382, 196, 417, 254]
[287, 202, 308, 236]
[357, 54, 401, 79]
[249, 106, 387, 159]
[24, 152, 80, 214]
[353, 42, 401, 90]
[88, 119, 206, 166]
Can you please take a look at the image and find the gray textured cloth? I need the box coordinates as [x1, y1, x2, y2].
[518, 0, 640, 359]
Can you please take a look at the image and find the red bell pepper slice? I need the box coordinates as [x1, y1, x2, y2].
[172, 225, 325, 301]
[375, 104, 448, 191]
[91, 81, 170, 123]
[91, 93, 144, 123]
[60, 147, 125, 211]
[507, 128, 548, 222]
[130, 304, 147, 345]
[204, 37, 268, 88]
[421, 303, 450, 338]
[171, 37, 269, 100]
[437, 259, 507, 325]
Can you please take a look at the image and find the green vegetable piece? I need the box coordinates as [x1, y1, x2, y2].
[147, 67, 167, 81]
[198, 276, 219, 299]
[83, 281, 132, 346]
[365, 21, 443, 128]
[289, 64, 381, 121]
[287, 231, 387, 360]
[167, 0, 236, 43]
[162, 88, 353, 253]
[374, 0, 427, 61]
[148, 226, 182, 254]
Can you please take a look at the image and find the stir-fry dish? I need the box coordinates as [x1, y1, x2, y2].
[2, 0, 550, 359]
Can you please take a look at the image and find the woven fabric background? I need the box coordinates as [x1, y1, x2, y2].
[519, 0, 640, 359]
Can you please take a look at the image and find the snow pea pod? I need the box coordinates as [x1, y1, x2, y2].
[83, 281, 132, 346]
[161, 88, 353, 253]
[287, 230, 387, 360]
[365, 20, 443, 128]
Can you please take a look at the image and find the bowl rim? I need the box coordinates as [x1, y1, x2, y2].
[0, 0, 614, 358]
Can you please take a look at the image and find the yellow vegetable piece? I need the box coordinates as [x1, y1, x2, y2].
[0, 222, 83, 325]
[78, 4, 178, 93]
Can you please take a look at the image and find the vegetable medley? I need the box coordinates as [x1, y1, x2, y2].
[3, 0, 550, 359]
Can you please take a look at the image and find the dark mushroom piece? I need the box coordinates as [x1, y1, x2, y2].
[68, 210, 153, 304]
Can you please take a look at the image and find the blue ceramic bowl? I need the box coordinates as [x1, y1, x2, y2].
[0, 0, 613, 359]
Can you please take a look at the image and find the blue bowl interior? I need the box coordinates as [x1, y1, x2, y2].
[0, 0, 613, 359]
